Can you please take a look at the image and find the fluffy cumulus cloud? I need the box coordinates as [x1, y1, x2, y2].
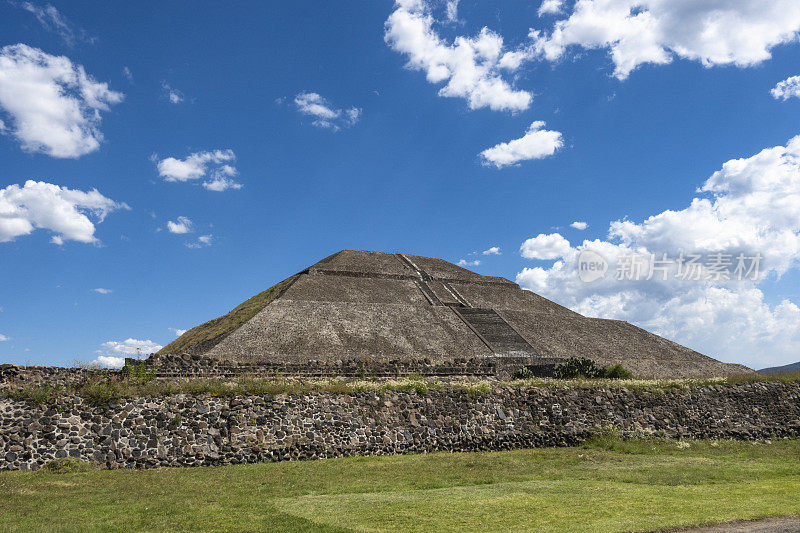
[293, 92, 361, 131]
[0, 180, 128, 244]
[516, 135, 800, 368]
[384, 0, 532, 112]
[570, 221, 588, 230]
[533, 0, 800, 79]
[155, 149, 242, 191]
[482, 246, 501, 255]
[772, 75, 800, 101]
[538, 0, 564, 16]
[520, 232, 573, 260]
[480, 121, 563, 168]
[166, 216, 193, 234]
[0, 44, 123, 158]
[92, 338, 163, 368]
[169, 328, 187, 337]
[0, 334, 9, 341]
[92, 288, 112, 294]
[458, 259, 481, 267]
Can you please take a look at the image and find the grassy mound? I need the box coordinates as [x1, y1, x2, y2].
[157, 273, 300, 356]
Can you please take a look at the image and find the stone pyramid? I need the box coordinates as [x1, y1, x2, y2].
[155, 250, 749, 378]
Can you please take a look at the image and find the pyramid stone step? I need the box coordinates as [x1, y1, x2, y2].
[456, 308, 534, 354]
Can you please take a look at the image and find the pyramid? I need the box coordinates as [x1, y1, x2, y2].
[155, 250, 750, 378]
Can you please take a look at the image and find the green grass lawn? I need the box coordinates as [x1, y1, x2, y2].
[2, 437, 799, 532]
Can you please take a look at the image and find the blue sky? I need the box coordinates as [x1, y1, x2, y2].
[2, 0, 800, 368]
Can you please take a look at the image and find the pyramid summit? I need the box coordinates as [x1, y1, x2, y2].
[153, 250, 749, 378]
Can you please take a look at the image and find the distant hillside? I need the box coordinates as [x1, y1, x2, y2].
[759, 361, 800, 374]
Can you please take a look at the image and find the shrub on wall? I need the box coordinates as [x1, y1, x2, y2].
[603, 364, 633, 379]
[80, 379, 124, 407]
[513, 366, 536, 379]
[121, 361, 156, 383]
[554, 358, 603, 379]
[553, 358, 632, 380]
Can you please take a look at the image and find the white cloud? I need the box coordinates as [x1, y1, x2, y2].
[0, 334, 9, 341]
[608, 136, 800, 277]
[294, 92, 361, 130]
[0, 180, 128, 244]
[516, 135, 800, 368]
[186, 234, 212, 249]
[93, 338, 163, 367]
[202, 165, 242, 191]
[480, 121, 563, 168]
[384, 0, 532, 112]
[0, 44, 123, 158]
[92, 355, 125, 368]
[202, 176, 241, 192]
[16, 2, 90, 46]
[92, 288, 112, 294]
[520, 232, 573, 260]
[122, 66, 132, 81]
[445, 0, 460, 23]
[155, 149, 242, 191]
[538, 0, 564, 16]
[97, 338, 162, 357]
[161, 81, 184, 104]
[169, 328, 187, 337]
[533, 0, 800, 79]
[570, 221, 588, 230]
[166, 216, 193, 234]
[156, 150, 233, 181]
[771, 75, 800, 101]
[458, 259, 481, 267]
[482, 246, 501, 255]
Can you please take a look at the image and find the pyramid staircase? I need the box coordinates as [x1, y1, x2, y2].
[455, 308, 534, 354]
[397, 254, 535, 355]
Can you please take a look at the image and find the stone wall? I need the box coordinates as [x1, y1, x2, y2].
[0, 356, 562, 387]
[0, 365, 115, 387]
[138, 354, 561, 379]
[2, 381, 799, 471]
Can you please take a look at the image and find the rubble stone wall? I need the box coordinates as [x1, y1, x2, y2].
[0, 356, 561, 385]
[2, 381, 799, 471]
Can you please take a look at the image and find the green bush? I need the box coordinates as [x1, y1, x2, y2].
[553, 357, 603, 379]
[79, 379, 125, 407]
[553, 358, 633, 380]
[42, 457, 95, 474]
[513, 366, 536, 379]
[5, 385, 60, 405]
[603, 364, 633, 379]
[121, 361, 156, 383]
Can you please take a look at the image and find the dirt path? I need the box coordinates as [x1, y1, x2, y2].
[666, 516, 800, 532]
